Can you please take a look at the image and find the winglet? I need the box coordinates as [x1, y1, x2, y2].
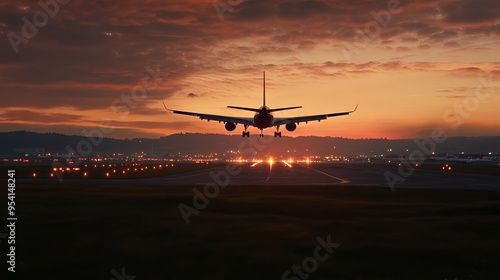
[351, 104, 358, 113]
[162, 101, 171, 111]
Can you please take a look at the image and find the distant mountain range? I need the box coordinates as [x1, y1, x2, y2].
[0, 131, 499, 157]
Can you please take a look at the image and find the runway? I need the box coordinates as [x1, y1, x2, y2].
[140, 162, 500, 190]
[10, 162, 500, 279]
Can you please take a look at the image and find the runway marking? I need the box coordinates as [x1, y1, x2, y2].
[298, 163, 351, 183]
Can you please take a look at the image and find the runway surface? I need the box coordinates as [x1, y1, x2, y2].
[139, 162, 500, 190]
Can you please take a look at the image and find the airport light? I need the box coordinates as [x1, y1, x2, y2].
[32, 173, 36, 177]
[84, 172, 87, 177]
[250, 160, 262, 167]
[106, 172, 110, 177]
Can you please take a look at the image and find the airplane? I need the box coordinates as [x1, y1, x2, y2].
[429, 154, 498, 164]
[163, 72, 357, 138]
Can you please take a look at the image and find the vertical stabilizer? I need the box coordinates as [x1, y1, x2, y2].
[263, 71, 266, 106]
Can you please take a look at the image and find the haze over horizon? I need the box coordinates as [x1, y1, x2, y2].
[1, 0, 499, 140]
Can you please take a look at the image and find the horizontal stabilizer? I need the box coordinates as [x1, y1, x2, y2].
[227, 106, 261, 112]
[268, 106, 302, 113]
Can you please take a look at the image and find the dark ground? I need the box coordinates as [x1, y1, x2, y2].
[2, 181, 500, 280]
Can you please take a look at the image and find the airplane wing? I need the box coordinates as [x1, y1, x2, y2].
[273, 105, 358, 126]
[163, 102, 253, 125]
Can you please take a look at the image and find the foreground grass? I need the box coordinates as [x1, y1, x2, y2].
[2, 184, 500, 279]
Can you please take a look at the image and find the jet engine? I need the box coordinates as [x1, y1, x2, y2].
[285, 123, 297, 131]
[225, 122, 237, 131]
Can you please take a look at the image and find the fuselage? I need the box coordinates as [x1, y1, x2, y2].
[253, 106, 274, 129]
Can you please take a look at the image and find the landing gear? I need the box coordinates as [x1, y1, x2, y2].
[274, 125, 281, 138]
[259, 129, 264, 137]
[242, 125, 250, 137]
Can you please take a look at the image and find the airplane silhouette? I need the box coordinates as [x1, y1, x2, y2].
[163, 72, 357, 137]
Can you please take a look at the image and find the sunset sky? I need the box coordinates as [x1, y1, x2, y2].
[0, 0, 499, 139]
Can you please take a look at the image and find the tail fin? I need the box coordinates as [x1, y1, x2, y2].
[263, 71, 266, 107]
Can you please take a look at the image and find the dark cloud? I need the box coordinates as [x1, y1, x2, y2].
[0, 110, 85, 123]
[277, 1, 345, 19]
[441, 0, 500, 24]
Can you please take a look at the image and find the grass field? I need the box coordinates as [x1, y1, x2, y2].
[2, 183, 500, 280]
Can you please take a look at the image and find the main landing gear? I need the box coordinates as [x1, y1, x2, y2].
[242, 125, 250, 137]
[259, 129, 264, 137]
[274, 125, 281, 138]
